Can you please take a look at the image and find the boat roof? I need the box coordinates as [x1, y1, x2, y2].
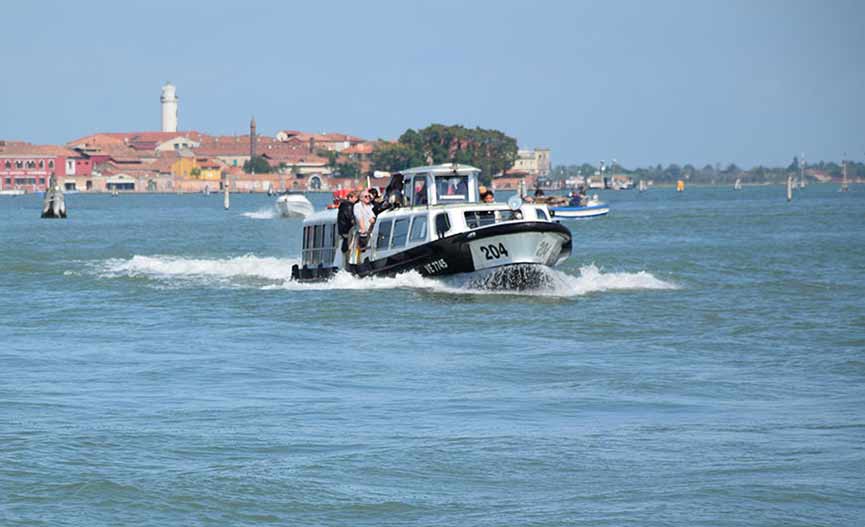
[400, 163, 481, 177]
[303, 208, 337, 224]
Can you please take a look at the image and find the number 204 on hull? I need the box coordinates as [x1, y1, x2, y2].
[291, 164, 572, 283]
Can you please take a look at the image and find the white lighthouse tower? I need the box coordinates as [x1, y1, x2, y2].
[160, 82, 178, 132]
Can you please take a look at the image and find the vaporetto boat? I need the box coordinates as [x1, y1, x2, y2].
[291, 164, 572, 282]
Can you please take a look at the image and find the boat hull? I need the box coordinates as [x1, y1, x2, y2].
[550, 204, 609, 219]
[276, 194, 314, 218]
[292, 221, 572, 282]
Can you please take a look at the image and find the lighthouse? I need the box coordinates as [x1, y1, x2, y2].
[160, 82, 178, 132]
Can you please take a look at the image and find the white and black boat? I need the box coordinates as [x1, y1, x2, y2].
[291, 164, 572, 283]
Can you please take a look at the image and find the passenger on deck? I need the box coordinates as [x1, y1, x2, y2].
[382, 173, 406, 210]
[337, 191, 358, 254]
[353, 191, 376, 253]
[569, 186, 588, 207]
[413, 179, 428, 206]
[369, 187, 386, 216]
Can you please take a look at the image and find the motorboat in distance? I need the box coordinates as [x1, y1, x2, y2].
[549, 196, 609, 219]
[275, 191, 314, 218]
[291, 164, 572, 282]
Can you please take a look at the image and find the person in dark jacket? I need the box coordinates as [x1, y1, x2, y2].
[337, 191, 358, 253]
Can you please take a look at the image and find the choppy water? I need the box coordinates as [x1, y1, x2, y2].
[1, 185, 863, 526]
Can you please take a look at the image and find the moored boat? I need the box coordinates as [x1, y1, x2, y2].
[291, 164, 572, 282]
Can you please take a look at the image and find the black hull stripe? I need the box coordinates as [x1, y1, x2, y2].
[292, 221, 572, 281]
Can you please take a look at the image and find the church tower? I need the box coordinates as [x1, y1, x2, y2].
[160, 82, 178, 132]
[249, 116, 257, 175]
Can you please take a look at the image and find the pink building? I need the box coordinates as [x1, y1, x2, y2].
[0, 142, 90, 192]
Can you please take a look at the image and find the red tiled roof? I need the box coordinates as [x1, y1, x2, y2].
[341, 142, 376, 155]
[0, 144, 78, 157]
[66, 131, 208, 148]
[287, 131, 366, 144]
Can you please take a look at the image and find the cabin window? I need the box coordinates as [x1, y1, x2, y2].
[536, 208, 548, 221]
[409, 216, 427, 242]
[313, 225, 323, 249]
[465, 210, 496, 229]
[497, 210, 522, 222]
[434, 212, 451, 239]
[411, 176, 429, 206]
[391, 218, 409, 248]
[376, 219, 393, 250]
[304, 226, 313, 250]
[436, 175, 469, 202]
[324, 224, 334, 248]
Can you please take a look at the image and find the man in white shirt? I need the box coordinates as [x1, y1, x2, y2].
[351, 191, 376, 262]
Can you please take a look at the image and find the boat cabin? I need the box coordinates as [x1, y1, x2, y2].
[401, 164, 481, 206]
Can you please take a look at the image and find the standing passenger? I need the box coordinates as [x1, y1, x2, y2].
[352, 191, 376, 260]
[337, 191, 358, 255]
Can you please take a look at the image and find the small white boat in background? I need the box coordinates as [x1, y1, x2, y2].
[734, 178, 742, 190]
[550, 196, 609, 219]
[276, 192, 314, 218]
[0, 189, 26, 196]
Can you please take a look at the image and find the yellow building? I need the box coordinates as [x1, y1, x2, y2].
[171, 155, 222, 181]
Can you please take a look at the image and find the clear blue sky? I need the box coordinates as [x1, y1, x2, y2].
[1, 0, 862, 168]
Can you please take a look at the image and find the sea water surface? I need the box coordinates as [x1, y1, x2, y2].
[1, 186, 863, 526]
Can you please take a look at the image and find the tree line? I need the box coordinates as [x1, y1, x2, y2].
[549, 158, 864, 184]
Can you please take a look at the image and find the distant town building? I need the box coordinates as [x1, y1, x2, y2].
[0, 142, 90, 192]
[513, 148, 551, 178]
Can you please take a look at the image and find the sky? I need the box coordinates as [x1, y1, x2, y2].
[1, 0, 863, 168]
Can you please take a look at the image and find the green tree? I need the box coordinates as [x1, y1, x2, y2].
[373, 124, 517, 184]
[335, 162, 360, 179]
[243, 156, 271, 174]
[370, 142, 424, 172]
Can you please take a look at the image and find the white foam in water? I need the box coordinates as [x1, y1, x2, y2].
[99, 255, 297, 284]
[241, 207, 278, 220]
[272, 263, 678, 297]
[96, 255, 677, 297]
[544, 264, 678, 297]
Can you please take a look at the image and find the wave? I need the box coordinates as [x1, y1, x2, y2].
[241, 207, 278, 220]
[95, 255, 677, 297]
[98, 255, 297, 286]
[271, 263, 678, 297]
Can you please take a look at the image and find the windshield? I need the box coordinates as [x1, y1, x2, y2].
[435, 175, 469, 201]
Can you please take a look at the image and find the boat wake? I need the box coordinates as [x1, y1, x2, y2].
[97, 255, 296, 287]
[274, 263, 676, 297]
[241, 207, 278, 220]
[94, 256, 677, 297]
